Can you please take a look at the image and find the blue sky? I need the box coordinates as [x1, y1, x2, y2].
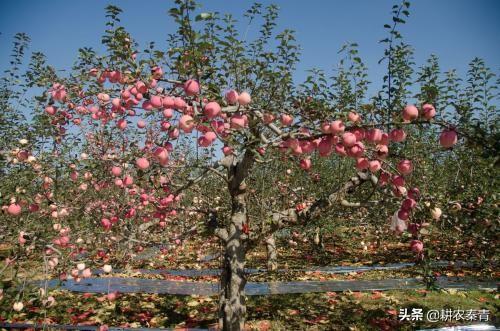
[1, 0, 499, 96]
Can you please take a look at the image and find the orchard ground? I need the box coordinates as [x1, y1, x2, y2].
[1, 224, 497, 330]
[0, 289, 497, 330]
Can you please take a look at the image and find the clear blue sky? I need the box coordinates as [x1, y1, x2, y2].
[1, 0, 499, 96]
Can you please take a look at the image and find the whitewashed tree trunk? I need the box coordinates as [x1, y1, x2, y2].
[265, 234, 278, 271]
[219, 152, 253, 331]
[219, 185, 248, 331]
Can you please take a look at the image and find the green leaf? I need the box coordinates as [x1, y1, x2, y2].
[195, 12, 213, 21]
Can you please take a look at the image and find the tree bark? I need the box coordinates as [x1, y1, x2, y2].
[219, 150, 254, 331]
[313, 226, 323, 249]
[265, 234, 278, 271]
[219, 184, 248, 331]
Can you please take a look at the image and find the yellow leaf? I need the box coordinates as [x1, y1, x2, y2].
[187, 300, 200, 307]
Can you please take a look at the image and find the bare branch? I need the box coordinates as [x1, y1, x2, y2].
[172, 161, 223, 195]
[254, 170, 376, 243]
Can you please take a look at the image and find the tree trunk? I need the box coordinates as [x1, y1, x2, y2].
[219, 183, 248, 331]
[265, 234, 278, 271]
[313, 226, 324, 249]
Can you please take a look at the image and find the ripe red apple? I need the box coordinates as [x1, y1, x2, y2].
[137, 120, 146, 128]
[222, 146, 233, 155]
[183, 79, 200, 96]
[238, 92, 251, 106]
[136, 158, 150, 170]
[82, 268, 92, 278]
[152, 66, 164, 79]
[356, 158, 369, 170]
[392, 175, 405, 187]
[421, 104, 436, 120]
[111, 166, 122, 177]
[376, 144, 389, 159]
[179, 115, 195, 133]
[135, 81, 147, 94]
[117, 119, 127, 130]
[318, 137, 333, 157]
[408, 187, 420, 200]
[366, 128, 383, 143]
[230, 114, 248, 129]
[162, 97, 175, 108]
[410, 240, 423, 253]
[45, 106, 57, 115]
[280, 114, 294, 126]
[225, 90, 239, 105]
[402, 198, 417, 210]
[150, 95, 162, 108]
[397, 159, 413, 175]
[174, 97, 187, 110]
[101, 218, 112, 230]
[439, 129, 458, 148]
[389, 129, 406, 142]
[7, 204, 21, 216]
[204, 102, 221, 118]
[398, 209, 410, 220]
[299, 158, 312, 171]
[163, 108, 174, 118]
[330, 120, 345, 134]
[369, 160, 381, 173]
[348, 112, 360, 123]
[342, 132, 357, 147]
[402, 104, 419, 121]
